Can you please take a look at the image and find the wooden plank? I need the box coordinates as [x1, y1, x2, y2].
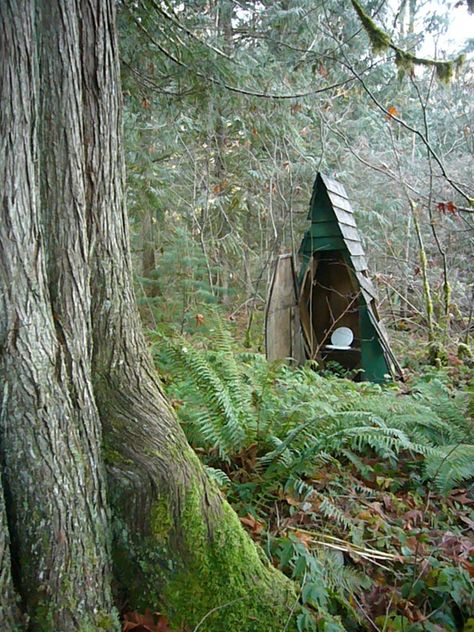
[311, 236, 346, 251]
[350, 255, 368, 272]
[361, 288, 374, 305]
[265, 254, 305, 363]
[345, 239, 365, 256]
[292, 311, 306, 364]
[366, 308, 403, 378]
[339, 224, 361, 242]
[333, 207, 357, 227]
[320, 173, 348, 198]
[298, 258, 318, 357]
[299, 235, 346, 253]
[309, 221, 341, 238]
[308, 199, 334, 222]
[326, 191, 353, 213]
[355, 270, 378, 299]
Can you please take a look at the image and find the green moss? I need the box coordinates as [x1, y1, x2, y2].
[160, 484, 299, 631]
[31, 602, 118, 632]
[78, 611, 119, 632]
[150, 497, 173, 544]
[110, 446, 299, 630]
[95, 610, 120, 631]
[103, 445, 134, 466]
[427, 341, 448, 366]
[352, 0, 464, 84]
[351, 0, 391, 54]
[434, 61, 454, 83]
[457, 343, 473, 361]
[395, 50, 415, 77]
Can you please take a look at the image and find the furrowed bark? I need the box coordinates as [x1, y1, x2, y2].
[0, 482, 19, 628]
[81, 1, 298, 629]
[37, 0, 114, 623]
[0, 1, 114, 627]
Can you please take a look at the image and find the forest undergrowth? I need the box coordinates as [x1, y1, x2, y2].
[147, 317, 474, 632]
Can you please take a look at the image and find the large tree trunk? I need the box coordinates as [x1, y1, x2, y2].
[0, 1, 112, 628]
[0, 1, 298, 630]
[0, 483, 19, 627]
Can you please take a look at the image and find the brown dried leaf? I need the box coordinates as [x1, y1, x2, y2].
[293, 529, 313, 548]
[122, 610, 170, 632]
[239, 513, 264, 535]
[385, 105, 399, 119]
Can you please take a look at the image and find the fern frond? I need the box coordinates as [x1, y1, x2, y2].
[162, 340, 247, 456]
[424, 444, 474, 493]
[204, 466, 231, 488]
[317, 495, 354, 530]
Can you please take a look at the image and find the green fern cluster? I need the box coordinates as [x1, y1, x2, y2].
[153, 326, 474, 495]
[152, 320, 258, 460]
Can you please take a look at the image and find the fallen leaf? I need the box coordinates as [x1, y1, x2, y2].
[402, 509, 424, 528]
[386, 105, 399, 119]
[239, 513, 264, 535]
[122, 610, 170, 632]
[293, 529, 313, 548]
[156, 616, 170, 632]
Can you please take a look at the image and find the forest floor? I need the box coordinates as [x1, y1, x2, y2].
[125, 318, 474, 632]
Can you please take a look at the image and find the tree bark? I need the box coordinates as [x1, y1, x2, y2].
[1, 0, 113, 628]
[0, 1, 299, 630]
[81, 4, 298, 628]
[0, 481, 19, 627]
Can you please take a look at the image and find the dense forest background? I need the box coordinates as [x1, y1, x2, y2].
[119, 0, 473, 352]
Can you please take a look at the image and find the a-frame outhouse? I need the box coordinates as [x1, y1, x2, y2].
[265, 173, 402, 383]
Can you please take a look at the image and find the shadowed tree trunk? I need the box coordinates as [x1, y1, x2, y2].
[0, 485, 18, 626]
[0, 1, 298, 630]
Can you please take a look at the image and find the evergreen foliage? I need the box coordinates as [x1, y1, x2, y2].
[154, 327, 473, 495]
[121, 0, 474, 347]
[118, 1, 474, 627]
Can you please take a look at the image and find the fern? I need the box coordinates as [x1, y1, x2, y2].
[153, 323, 474, 493]
[424, 444, 474, 494]
[318, 495, 354, 530]
[153, 331, 257, 460]
[204, 465, 232, 488]
[151, 323, 474, 632]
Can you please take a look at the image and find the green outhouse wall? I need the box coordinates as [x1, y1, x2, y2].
[297, 178, 392, 383]
[298, 189, 346, 285]
[359, 304, 391, 383]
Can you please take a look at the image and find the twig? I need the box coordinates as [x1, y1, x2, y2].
[193, 597, 247, 632]
[342, 61, 472, 205]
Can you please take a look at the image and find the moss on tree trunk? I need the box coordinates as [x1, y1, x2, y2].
[110, 447, 298, 631]
[0, 1, 300, 630]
